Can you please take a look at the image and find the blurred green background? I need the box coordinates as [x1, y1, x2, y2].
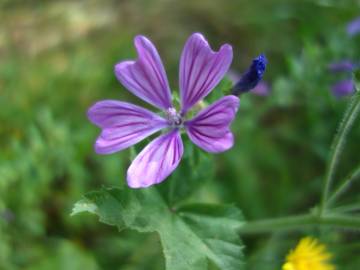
[1, 0, 360, 269]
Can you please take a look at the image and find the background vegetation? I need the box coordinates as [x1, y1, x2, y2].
[1, 0, 359, 269]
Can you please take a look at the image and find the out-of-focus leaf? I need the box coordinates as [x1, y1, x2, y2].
[72, 187, 245, 270]
[27, 240, 99, 270]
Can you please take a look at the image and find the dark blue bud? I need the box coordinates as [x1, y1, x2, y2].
[231, 54, 267, 96]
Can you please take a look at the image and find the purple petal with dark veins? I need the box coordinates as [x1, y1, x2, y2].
[127, 129, 183, 188]
[88, 100, 168, 154]
[185, 95, 239, 153]
[115, 35, 172, 110]
[179, 33, 233, 113]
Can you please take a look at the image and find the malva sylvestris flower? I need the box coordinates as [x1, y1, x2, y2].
[88, 33, 239, 188]
[282, 237, 335, 270]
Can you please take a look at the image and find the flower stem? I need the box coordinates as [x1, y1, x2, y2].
[332, 203, 360, 213]
[239, 213, 360, 234]
[319, 91, 360, 215]
[327, 165, 360, 207]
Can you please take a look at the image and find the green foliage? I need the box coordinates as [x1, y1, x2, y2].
[27, 240, 99, 270]
[72, 187, 244, 270]
[1, 0, 360, 269]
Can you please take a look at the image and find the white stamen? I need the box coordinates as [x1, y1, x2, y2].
[166, 108, 183, 127]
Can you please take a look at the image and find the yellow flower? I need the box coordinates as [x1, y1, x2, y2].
[282, 237, 335, 270]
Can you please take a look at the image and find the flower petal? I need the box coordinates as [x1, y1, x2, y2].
[179, 33, 233, 113]
[127, 129, 183, 188]
[115, 35, 172, 109]
[347, 16, 360, 37]
[331, 80, 355, 98]
[185, 96, 239, 153]
[328, 60, 355, 73]
[88, 100, 168, 154]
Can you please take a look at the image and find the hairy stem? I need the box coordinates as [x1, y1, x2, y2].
[327, 165, 360, 207]
[332, 203, 360, 213]
[239, 213, 360, 234]
[320, 91, 360, 215]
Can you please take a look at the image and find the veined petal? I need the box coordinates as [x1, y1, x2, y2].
[127, 129, 183, 188]
[185, 96, 239, 153]
[179, 33, 233, 113]
[115, 35, 172, 110]
[88, 100, 168, 154]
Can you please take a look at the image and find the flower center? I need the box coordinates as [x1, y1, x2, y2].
[166, 108, 183, 127]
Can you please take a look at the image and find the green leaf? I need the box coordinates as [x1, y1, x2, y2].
[72, 187, 245, 270]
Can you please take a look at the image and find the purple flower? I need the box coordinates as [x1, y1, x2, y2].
[347, 16, 360, 37]
[328, 60, 356, 73]
[331, 79, 355, 97]
[88, 33, 239, 188]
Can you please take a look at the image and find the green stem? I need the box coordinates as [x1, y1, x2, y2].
[239, 213, 360, 234]
[319, 91, 360, 215]
[327, 165, 360, 207]
[332, 203, 360, 213]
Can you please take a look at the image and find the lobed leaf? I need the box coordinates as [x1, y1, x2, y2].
[72, 187, 245, 270]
